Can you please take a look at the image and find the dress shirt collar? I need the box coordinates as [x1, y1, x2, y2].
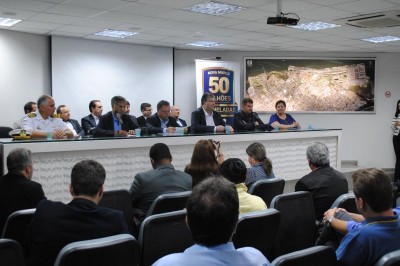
[185, 242, 236, 253]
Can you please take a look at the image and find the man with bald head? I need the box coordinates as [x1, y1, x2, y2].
[22, 95, 73, 139]
[170, 105, 187, 127]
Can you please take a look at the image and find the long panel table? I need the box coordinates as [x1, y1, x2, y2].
[0, 129, 342, 202]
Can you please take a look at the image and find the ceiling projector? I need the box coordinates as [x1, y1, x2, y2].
[267, 16, 299, 26]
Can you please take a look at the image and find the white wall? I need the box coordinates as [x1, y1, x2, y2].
[0, 29, 51, 127]
[174, 49, 400, 169]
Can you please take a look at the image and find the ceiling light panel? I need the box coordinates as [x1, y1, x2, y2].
[361, 35, 400, 43]
[183, 1, 246, 16]
[186, 41, 223, 47]
[0, 17, 22, 26]
[290, 22, 341, 31]
[94, 29, 138, 38]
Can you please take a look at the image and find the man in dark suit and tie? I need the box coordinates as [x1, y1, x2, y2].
[171, 105, 187, 127]
[94, 96, 139, 137]
[57, 105, 85, 137]
[28, 160, 128, 266]
[191, 93, 232, 134]
[233, 98, 268, 131]
[81, 100, 103, 135]
[137, 103, 152, 127]
[146, 100, 180, 134]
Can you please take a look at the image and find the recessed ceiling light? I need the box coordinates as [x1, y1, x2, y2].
[183, 1, 246, 16]
[0, 17, 21, 27]
[94, 29, 138, 38]
[290, 22, 340, 31]
[361, 35, 400, 43]
[186, 41, 223, 47]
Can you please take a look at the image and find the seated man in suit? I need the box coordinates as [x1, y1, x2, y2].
[129, 143, 192, 222]
[146, 100, 180, 134]
[153, 178, 270, 266]
[22, 95, 74, 139]
[171, 105, 187, 127]
[137, 103, 152, 127]
[93, 96, 139, 137]
[124, 100, 140, 127]
[233, 98, 267, 131]
[81, 100, 103, 135]
[191, 93, 233, 134]
[57, 105, 85, 137]
[0, 148, 46, 233]
[28, 160, 128, 266]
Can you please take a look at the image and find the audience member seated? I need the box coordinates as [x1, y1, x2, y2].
[171, 105, 187, 127]
[185, 139, 223, 187]
[295, 142, 348, 222]
[0, 148, 45, 233]
[81, 100, 103, 135]
[191, 93, 232, 134]
[22, 95, 73, 139]
[268, 100, 300, 130]
[129, 143, 192, 222]
[245, 142, 275, 188]
[124, 100, 140, 127]
[153, 178, 270, 266]
[93, 96, 139, 137]
[28, 160, 128, 266]
[324, 168, 400, 266]
[233, 98, 267, 131]
[146, 100, 180, 134]
[57, 105, 85, 137]
[220, 158, 267, 213]
[137, 103, 152, 127]
[14, 101, 37, 129]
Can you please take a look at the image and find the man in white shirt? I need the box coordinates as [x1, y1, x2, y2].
[22, 95, 73, 139]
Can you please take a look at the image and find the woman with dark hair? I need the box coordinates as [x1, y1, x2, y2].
[268, 100, 300, 129]
[185, 139, 224, 187]
[245, 142, 275, 188]
[220, 158, 267, 213]
[392, 100, 400, 184]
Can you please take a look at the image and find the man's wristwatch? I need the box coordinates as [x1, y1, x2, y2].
[327, 216, 334, 224]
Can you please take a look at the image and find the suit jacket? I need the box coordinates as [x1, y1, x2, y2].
[81, 114, 97, 135]
[146, 114, 180, 134]
[28, 198, 128, 266]
[176, 118, 187, 127]
[93, 111, 139, 137]
[233, 111, 267, 131]
[0, 173, 46, 232]
[190, 107, 225, 133]
[137, 116, 147, 127]
[129, 164, 192, 218]
[69, 119, 85, 136]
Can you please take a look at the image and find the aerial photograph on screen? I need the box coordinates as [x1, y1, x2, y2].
[245, 58, 375, 112]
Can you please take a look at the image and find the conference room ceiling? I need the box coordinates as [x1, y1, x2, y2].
[1, 0, 400, 52]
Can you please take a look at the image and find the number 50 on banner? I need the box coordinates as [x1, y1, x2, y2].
[202, 67, 234, 105]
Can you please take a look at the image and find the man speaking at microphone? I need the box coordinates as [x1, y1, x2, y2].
[233, 98, 267, 131]
[94, 96, 139, 137]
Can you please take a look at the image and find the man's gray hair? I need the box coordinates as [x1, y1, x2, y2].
[306, 142, 330, 167]
[37, 95, 52, 107]
[7, 148, 32, 174]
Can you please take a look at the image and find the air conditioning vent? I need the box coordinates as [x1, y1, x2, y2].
[335, 10, 400, 28]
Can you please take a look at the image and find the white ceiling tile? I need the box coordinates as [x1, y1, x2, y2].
[56, 25, 102, 34]
[130, 33, 165, 41]
[44, 4, 104, 17]
[70, 18, 121, 28]
[194, 16, 246, 27]
[11, 20, 64, 30]
[63, 0, 125, 10]
[113, 2, 171, 16]
[0, 7, 37, 20]
[50, 31, 86, 37]
[227, 21, 271, 31]
[0, 0, 55, 12]
[332, 0, 398, 13]
[221, 8, 269, 21]
[29, 13, 80, 24]
[135, 0, 205, 9]
[4, 26, 50, 34]
[155, 10, 209, 22]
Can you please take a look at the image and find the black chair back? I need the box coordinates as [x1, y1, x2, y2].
[54, 234, 138, 266]
[146, 191, 191, 217]
[271, 246, 337, 266]
[138, 210, 194, 266]
[2, 208, 35, 257]
[248, 178, 285, 207]
[270, 191, 316, 259]
[330, 192, 358, 214]
[0, 239, 25, 266]
[232, 208, 280, 257]
[0, 126, 13, 138]
[98, 189, 135, 234]
[375, 249, 400, 266]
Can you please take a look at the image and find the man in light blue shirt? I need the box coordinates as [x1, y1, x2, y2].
[153, 178, 270, 266]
